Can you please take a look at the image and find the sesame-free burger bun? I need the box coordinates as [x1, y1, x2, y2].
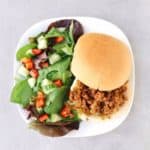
[71, 33, 132, 91]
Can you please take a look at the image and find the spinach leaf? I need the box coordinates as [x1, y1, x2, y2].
[16, 43, 37, 60]
[36, 57, 71, 90]
[46, 70, 58, 80]
[52, 22, 74, 55]
[10, 79, 33, 107]
[45, 27, 64, 38]
[49, 56, 71, 72]
[41, 82, 56, 94]
[47, 70, 72, 83]
[53, 42, 73, 55]
[44, 86, 69, 114]
[46, 19, 83, 42]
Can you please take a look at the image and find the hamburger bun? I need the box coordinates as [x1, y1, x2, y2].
[71, 33, 132, 91]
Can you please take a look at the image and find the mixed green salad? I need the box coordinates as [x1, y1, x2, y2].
[10, 19, 83, 136]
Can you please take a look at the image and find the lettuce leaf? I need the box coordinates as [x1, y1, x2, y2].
[10, 79, 33, 107]
[47, 70, 72, 83]
[16, 43, 37, 60]
[44, 86, 68, 114]
[36, 56, 71, 91]
[45, 27, 64, 38]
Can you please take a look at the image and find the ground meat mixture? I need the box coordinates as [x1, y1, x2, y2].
[69, 80, 128, 117]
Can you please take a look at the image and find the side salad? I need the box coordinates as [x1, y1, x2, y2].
[11, 19, 83, 137]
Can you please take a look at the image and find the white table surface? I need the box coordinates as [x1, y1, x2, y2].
[0, 0, 150, 149]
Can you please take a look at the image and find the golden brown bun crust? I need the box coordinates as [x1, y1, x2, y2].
[71, 33, 132, 91]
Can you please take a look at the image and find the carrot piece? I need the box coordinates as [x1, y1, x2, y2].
[30, 69, 39, 78]
[25, 61, 34, 70]
[36, 98, 45, 108]
[21, 58, 34, 70]
[39, 114, 49, 122]
[35, 91, 45, 108]
[32, 49, 42, 55]
[53, 79, 63, 87]
[55, 36, 64, 43]
[60, 105, 71, 118]
[21, 58, 32, 64]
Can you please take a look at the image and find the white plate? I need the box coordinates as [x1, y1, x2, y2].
[14, 17, 135, 138]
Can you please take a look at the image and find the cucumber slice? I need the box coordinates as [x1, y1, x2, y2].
[37, 35, 47, 49]
[41, 79, 50, 87]
[18, 66, 29, 77]
[41, 79, 54, 94]
[50, 114, 62, 122]
[28, 78, 36, 88]
[49, 53, 61, 64]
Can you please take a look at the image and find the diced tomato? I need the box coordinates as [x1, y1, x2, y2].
[53, 79, 63, 87]
[30, 69, 39, 78]
[60, 105, 71, 118]
[55, 36, 64, 43]
[39, 61, 49, 68]
[39, 114, 49, 122]
[32, 49, 42, 55]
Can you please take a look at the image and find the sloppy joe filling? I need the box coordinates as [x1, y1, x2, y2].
[69, 80, 128, 117]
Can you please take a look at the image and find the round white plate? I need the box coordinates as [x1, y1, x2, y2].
[14, 17, 135, 138]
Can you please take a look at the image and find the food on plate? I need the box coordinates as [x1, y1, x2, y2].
[10, 19, 132, 137]
[69, 80, 128, 117]
[10, 19, 83, 137]
[69, 33, 132, 118]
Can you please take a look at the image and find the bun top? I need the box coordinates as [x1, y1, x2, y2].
[71, 33, 132, 91]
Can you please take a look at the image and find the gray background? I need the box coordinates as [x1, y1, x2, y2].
[0, 0, 149, 149]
